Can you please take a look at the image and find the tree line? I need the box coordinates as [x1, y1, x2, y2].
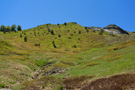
[0, 25, 22, 32]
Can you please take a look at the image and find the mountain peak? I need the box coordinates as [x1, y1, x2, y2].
[103, 24, 129, 35]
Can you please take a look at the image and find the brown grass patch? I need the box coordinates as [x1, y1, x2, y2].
[63, 75, 93, 89]
[100, 52, 122, 59]
[108, 40, 135, 51]
[80, 61, 99, 69]
[107, 56, 121, 61]
[81, 74, 135, 90]
[22, 76, 61, 90]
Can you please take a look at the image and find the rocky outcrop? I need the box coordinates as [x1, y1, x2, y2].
[42, 67, 67, 76]
[87, 24, 129, 35]
[88, 27, 102, 31]
[103, 24, 129, 35]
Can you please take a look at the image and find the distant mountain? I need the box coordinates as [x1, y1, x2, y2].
[103, 24, 129, 35]
[88, 24, 129, 35]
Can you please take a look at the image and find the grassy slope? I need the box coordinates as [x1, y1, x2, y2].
[0, 22, 135, 89]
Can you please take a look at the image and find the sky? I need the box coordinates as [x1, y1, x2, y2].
[0, 0, 135, 31]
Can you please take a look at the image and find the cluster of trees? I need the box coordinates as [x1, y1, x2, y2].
[0, 25, 22, 32]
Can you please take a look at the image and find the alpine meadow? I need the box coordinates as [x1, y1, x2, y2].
[1, 0, 135, 90]
[0, 22, 135, 90]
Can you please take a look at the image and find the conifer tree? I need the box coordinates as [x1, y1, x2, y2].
[17, 25, 22, 31]
[85, 27, 88, 29]
[6, 26, 11, 32]
[51, 30, 54, 35]
[79, 31, 81, 34]
[0, 25, 6, 32]
[3, 31, 6, 34]
[64, 22, 67, 26]
[24, 36, 27, 42]
[58, 34, 61, 38]
[11, 24, 16, 31]
[52, 41, 57, 48]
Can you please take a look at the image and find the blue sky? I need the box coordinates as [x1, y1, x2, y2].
[0, 0, 135, 31]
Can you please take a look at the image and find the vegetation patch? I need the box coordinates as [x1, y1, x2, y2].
[22, 76, 61, 90]
[63, 75, 93, 89]
[100, 52, 122, 59]
[35, 60, 48, 67]
[109, 40, 135, 51]
[0, 83, 6, 88]
[81, 74, 135, 90]
[81, 61, 99, 69]
[107, 56, 121, 61]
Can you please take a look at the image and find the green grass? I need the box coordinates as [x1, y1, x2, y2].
[0, 83, 6, 88]
[55, 45, 135, 80]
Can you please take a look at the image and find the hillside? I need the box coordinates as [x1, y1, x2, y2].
[0, 22, 135, 90]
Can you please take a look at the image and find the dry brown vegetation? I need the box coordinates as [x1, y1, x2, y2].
[100, 52, 122, 59]
[22, 76, 61, 90]
[63, 75, 93, 89]
[107, 56, 121, 61]
[81, 74, 135, 90]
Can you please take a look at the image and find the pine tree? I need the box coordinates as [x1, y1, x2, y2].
[17, 25, 22, 31]
[51, 30, 54, 35]
[58, 34, 61, 38]
[64, 22, 67, 26]
[6, 26, 11, 32]
[24, 36, 27, 42]
[79, 31, 81, 34]
[85, 27, 88, 29]
[3, 31, 6, 34]
[11, 24, 16, 31]
[52, 41, 57, 48]
[0, 25, 6, 32]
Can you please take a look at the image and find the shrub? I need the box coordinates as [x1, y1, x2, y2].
[99, 29, 104, 35]
[58, 34, 61, 38]
[73, 45, 77, 48]
[35, 44, 40, 46]
[55, 86, 63, 90]
[35, 60, 48, 67]
[20, 33, 22, 38]
[0, 84, 6, 88]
